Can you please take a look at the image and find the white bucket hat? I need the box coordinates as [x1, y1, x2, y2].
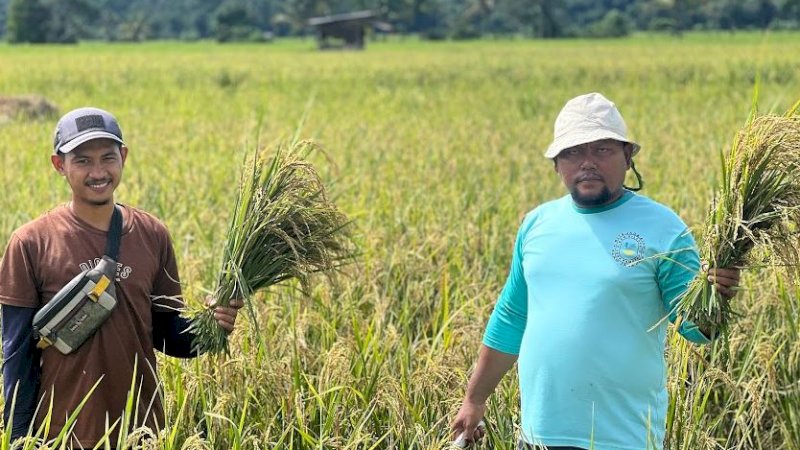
[544, 92, 640, 159]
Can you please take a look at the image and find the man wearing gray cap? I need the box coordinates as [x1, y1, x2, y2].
[0, 107, 242, 448]
[450, 93, 741, 449]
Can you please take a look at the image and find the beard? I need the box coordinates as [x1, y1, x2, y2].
[87, 198, 113, 206]
[569, 184, 613, 207]
[81, 178, 115, 206]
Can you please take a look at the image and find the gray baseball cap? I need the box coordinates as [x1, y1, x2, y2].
[53, 107, 125, 155]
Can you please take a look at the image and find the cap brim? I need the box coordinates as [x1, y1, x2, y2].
[544, 130, 640, 159]
[56, 131, 125, 154]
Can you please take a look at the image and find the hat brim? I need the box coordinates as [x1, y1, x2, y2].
[56, 131, 125, 154]
[544, 129, 640, 159]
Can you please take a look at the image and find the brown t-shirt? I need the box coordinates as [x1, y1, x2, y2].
[0, 204, 183, 447]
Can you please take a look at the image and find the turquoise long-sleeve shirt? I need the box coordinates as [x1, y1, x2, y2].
[483, 191, 711, 450]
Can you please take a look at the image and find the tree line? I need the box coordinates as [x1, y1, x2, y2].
[4, 0, 800, 43]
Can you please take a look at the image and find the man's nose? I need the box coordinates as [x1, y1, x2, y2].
[89, 162, 107, 178]
[579, 156, 598, 170]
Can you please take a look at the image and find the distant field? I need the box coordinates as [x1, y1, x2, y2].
[1, 32, 799, 449]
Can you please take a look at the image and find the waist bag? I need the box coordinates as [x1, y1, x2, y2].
[33, 205, 122, 354]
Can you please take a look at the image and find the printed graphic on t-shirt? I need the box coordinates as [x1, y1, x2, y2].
[79, 258, 133, 281]
[612, 232, 646, 267]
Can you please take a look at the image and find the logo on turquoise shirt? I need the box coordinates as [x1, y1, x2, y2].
[612, 232, 646, 266]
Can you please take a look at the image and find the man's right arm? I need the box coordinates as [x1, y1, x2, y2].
[2, 305, 41, 439]
[0, 233, 44, 439]
[451, 214, 534, 443]
[451, 345, 518, 442]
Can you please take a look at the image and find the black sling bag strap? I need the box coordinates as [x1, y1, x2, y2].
[105, 204, 122, 260]
[32, 205, 123, 354]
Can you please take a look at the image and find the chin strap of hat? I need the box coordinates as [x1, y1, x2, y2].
[624, 159, 644, 192]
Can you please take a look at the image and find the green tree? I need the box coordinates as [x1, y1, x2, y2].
[503, 0, 565, 38]
[0, 0, 8, 38]
[588, 8, 632, 36]
[741, 0, 777, 28]
[483, 0, 524, 34]
[214, 1, 261, 41]
[449, 1, 482, 39]
[537, 0, 563, 37]
[6, 0, 51, 43]
[377, 0, 413, 31]
[45, 0, 101, 43]
[3, 0, 793, 42]
[780, 0, 800, 18]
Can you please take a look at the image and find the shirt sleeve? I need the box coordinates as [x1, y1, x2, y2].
[152, 309, 200, 358]
[0, 234, 41, 308]
[149, 227, 201, 357]
[482, 213, 535, 355]
[657, 229, 713, 345]
[151, 229, 183, 311]
[2, 305, 41, 439]
[0, 234, 43, 436]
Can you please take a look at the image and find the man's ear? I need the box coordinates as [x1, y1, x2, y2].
[624, 144, 633, 169]
[120, 145, 128, 166]
[552, 158, 559, 173]
[51, 154, 65, 175]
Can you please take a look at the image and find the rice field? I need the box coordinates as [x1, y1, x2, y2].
[1, 32, 800, 449]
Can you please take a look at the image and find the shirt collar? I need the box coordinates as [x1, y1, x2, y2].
[571, 190, 634, 214]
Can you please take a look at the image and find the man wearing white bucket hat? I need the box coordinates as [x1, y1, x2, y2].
[451, 93, 741, 449]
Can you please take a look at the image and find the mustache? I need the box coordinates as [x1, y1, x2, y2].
[85, 178, 112, 185]
[576, 173, 604, 182]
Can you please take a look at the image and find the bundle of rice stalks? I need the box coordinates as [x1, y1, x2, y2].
[675, 102, 800, 335]
[187, 139, 354, 354]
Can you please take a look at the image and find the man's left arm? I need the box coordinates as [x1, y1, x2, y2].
[150, 231, 241, 357]
[151, 297, 243, 358]
[658, 230, 741, 343]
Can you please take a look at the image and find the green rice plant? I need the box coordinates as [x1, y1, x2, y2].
[4, 36, 800, 450]
[186, 139, 355, 354]
[676, 102, 800, 335]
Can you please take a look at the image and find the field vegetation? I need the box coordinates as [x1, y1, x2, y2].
[1, 33, 799, 449]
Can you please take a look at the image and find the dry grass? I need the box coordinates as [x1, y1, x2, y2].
[0, 95, 58, 123]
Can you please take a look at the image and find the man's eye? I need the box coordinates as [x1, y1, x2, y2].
[597, 148, 609, 153]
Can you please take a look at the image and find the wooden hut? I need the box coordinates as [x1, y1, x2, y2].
[308, 10, 378, 50]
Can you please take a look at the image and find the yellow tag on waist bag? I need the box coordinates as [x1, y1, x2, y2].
[88, 276, 111, 302]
